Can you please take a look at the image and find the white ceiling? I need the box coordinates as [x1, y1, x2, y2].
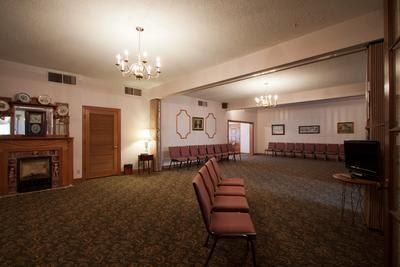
[184, 51, 367, 102]
[0, 0, 381, 89]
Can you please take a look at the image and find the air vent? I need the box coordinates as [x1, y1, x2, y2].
[125, 87, 142, 96]
[48, 72, 76, 85]
[198, 100, 208, 107]
[222, 102, 228, 109]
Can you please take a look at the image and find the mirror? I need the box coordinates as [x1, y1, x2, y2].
[0, 116, 11, 135]
[14, 105, 54, 135]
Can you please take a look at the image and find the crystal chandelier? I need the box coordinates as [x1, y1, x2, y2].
[254, 83, 278, 107]
[115, 26, 161, 80]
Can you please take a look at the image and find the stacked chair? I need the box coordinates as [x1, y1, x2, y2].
[192, 158, 256, 266]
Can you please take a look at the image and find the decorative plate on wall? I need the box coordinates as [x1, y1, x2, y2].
[15, 92, 31, 103]
[56, 105, 69, 116]
[0, 100, 10, 111]
[38, 95, 52, 105]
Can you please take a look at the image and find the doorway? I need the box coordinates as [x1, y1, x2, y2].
[227, 120, 254, 155]
[82, 106, 121, 179]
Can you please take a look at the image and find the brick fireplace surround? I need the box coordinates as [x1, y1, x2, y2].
[0, 137, 73, 196]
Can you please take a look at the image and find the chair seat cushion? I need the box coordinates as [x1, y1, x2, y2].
[215, 185, 246, 196]
[174, 157, 187, 162]
[210, 212, 256, 234]
[212, 196, 249, 212]
[219, 178, 245, 187]
[188, 156, 197, 160]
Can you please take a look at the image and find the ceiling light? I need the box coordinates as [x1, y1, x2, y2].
[115, 26, 161, 80]
[254, 82, 278, 107]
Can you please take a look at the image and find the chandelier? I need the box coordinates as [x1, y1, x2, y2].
[254, 83, 278, 107]
[115, 26, 161, 80]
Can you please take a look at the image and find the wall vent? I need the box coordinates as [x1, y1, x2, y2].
[125, 87, 142, 96]
[48, 72, 76, 85]
[198, 100, 208, 107]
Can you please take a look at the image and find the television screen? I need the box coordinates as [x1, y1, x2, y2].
[344, 140, 380, 179]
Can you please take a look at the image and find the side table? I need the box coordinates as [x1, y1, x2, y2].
[138, 154, 154, 174]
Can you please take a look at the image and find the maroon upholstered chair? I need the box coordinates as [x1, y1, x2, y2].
[206, 145, 216, 159]
[210, 158, 244, 186]
[228, 143, 240, 160]
[326, 144, 339, 161]
[265, 142, 276, 156]
[284, 143, 295, 157]
[213, 144, 223, 160]
[192, 174, 256, 266]
[220, 144, 230, 160]
[197, 168, 249, 213]
[339, 144, 345, 161]
[181, 146, 197, 166]
[190, 145, 206, 165]
[275, 142, 285, 156]
[304, 143, 315, 158]
[294, 143, 304, 158]
[200, 164, 245, 197]
[314, 143, 327, 160]
[168, 146, 188, 168]
[198, 145, 209, 161]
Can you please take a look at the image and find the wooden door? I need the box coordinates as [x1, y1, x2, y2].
[82, 106, 121, 179]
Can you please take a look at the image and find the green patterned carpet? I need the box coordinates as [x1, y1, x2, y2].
[0, 156, 383, 266]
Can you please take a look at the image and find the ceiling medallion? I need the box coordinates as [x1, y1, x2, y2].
[254, 82, 278, 107]
[115, 26, 161, 80]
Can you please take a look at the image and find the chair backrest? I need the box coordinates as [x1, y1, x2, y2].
[189, 145, 199, 157]
[315, 144, 326, 153]
[180, 146, 190, 157]
[205, 160, 219, 187]
[228, 143, 235, 152]
[327, 144, 339, 154]
[210, 157, 223, 180]
[339, 144, 345, 154]
[198, 145, 207, 156]
[221, 144, 229, 153]
[193, 174, 212, 230]
[295, 143, 304, 151]
[206, 145, 215, 154]
[304, 143, 315, 152]
[267, 142, 276, 149]
[169, 146, 181, 159]
[198, 166, 216, 202]
[214, 144, 222, 153]
[276, 142, 285, 150]
[286, 143, 295, 151]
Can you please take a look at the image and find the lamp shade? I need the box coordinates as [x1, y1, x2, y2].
[142, 129, 151, 140]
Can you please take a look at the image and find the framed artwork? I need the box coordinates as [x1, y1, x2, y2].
[272, 124, 285, 135]
[337, 122, 354, 134]
[299, 125, 320, 134]
[192, 117, 204, 131]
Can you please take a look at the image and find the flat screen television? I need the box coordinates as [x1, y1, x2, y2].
[344, 140, 380, 180]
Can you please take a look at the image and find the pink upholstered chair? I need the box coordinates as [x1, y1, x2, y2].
[314, 144, 327, 160]
[284, 143, 295, 157]
[275, 142, 285, 156]
[212, 144, 223, 160]
[210, 158, 244, 186]
[168, 146, 188, 168]
[193, 174, 256, 266]
[227, 143, 236, 160]
[304, 143, 315, 158]
[199, 164, 245, 197]
[206, 145, 216, 159]
[198, 145, 209, 161]
[190, 145, 206, 165]
[326, 144, 339, 161]
[181, 146, 197, 166]
[265, 142, 276, 156]
[220, 144, 230, 160]
[339, 144, 345, 161]
[294, 143, 304, 158]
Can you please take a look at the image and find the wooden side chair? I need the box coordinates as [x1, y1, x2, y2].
[193, 174, 256, 266]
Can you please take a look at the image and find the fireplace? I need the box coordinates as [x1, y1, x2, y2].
[17, 157, 52, 193]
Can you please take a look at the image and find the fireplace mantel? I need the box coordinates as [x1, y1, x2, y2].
[0, 137, 73, 195]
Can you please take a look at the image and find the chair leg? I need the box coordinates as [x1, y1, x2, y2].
[204, 234, 210, 247]
[249, 238, 256, 267]
[169, 160, 173, 169]
[205, 237, 218, 266]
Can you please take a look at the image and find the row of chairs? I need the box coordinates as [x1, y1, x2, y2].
[265, 142, 345, 160]
[169, 144, 240, 168]
[192, 158, 256, 266]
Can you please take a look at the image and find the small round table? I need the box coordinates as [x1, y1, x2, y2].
[332, 173, 380, 225]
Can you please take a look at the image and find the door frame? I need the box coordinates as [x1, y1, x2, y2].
[227, 120, 254, 155]
[82, 106, 121, 179]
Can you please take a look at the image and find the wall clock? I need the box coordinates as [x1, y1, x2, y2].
[25, 111, 46, 136]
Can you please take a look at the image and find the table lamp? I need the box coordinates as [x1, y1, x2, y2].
[142, 128, 151, 154]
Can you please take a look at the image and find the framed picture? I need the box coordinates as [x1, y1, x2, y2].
[337, 122, 354, 134]
[192, 117, 204, 131]
[298, 125, 320, 134]
[272, 124, 285, 135]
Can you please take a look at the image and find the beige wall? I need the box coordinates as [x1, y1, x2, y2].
[0, 59, 150, 178]
[256, 97, 367, 153]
